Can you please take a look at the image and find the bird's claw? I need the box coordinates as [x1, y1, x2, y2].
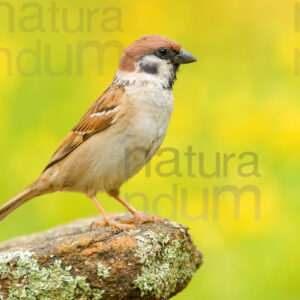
[90, 216, 136, 231]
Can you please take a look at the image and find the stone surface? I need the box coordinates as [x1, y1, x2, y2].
[0, 215, 203, 299]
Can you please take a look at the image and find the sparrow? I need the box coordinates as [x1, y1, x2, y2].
[0, 35, 197, 230]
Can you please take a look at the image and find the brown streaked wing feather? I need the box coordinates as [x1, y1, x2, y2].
[43, 85, 125, 171]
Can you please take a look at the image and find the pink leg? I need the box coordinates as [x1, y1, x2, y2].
[90, 196, 136, 230]
[109, 193, 166, 224]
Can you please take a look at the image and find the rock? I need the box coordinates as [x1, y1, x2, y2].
[0, 215, 203, 299]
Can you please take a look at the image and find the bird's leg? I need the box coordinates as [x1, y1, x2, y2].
[109, 193, 166, 224]
[89, 196, 136, 230]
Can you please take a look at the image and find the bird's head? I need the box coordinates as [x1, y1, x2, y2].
[118, 35, 197, 88]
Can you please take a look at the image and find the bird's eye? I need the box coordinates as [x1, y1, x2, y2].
[158, 48, 168, 57]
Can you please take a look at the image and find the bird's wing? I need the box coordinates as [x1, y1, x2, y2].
[43, 85, 126, 171]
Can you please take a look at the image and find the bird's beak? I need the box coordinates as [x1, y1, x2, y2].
[174, 49, 197, 64]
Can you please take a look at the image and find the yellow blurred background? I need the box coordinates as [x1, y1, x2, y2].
[0, 0, 299, 299]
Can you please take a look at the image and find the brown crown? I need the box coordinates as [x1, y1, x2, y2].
[119, 35, 182, 72]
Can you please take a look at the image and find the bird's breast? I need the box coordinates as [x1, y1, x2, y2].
[125, 82, 174, 134]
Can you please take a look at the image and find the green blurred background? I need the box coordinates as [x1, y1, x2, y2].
[0, 0, 299, 299]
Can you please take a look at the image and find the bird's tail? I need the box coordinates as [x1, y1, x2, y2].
[0, 179, 48, 222]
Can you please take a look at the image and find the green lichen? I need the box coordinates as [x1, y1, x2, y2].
[169, 221, 182, 229]
[133, 229, 197, 299]
[97, 263, 111, 279]
[0, 250, 105, 300]
[126, 229, 141, 236]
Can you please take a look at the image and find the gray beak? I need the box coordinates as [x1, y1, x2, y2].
[174, 49, 197, 64]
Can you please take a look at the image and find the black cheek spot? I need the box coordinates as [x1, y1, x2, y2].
[140, 62, 158, 74]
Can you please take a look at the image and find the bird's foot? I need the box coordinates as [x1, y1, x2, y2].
[90, 215, 136, 231]
[119, 212, 166, 224]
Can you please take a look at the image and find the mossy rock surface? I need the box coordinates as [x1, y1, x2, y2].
[0, 215, 203, 299]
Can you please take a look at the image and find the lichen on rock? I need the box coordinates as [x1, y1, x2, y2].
[0, 251, 105, 300]
[97, 263, 111, 279]
[0, 216, 203, 299]
[133, 228, 198, 299]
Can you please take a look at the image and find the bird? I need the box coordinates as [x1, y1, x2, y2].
[0, 35, 197, 230]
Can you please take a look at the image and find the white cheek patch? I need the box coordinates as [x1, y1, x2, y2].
[136, 55, 174, 83]
[113, 57, 176, 89]
[139, 55, 161, 64]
